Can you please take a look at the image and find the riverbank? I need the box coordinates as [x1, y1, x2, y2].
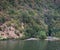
[45, 36, 60, 41]
[26, 37, 60, 41]
[0, 36, 60, 41]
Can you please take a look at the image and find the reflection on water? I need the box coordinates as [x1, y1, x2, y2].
[0, 40, 60, 50]
[23, 40, 47, 50]
[46, 41, 60, 50]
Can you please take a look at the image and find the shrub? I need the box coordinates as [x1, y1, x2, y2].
[24, 27, 35, 38]
[37, 31, 47, 39]
[0, 17, 6, 23]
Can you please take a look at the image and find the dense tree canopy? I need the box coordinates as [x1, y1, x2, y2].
[0, 0, 60, 39]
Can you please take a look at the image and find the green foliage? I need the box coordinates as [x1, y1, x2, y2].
[0, 0, 60, 39]
[24, 27, 35, 38]
[0, 17, 6, 23]
[36, 31, 47, 39]
[54, 31, 60, 37]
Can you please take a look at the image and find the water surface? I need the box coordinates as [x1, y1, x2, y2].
[0, 40, 60, 50]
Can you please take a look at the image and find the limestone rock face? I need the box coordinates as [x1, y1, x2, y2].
[0, 31, 8, 39]
[8, 31, 19, 38]
[0, 25, 20, 39]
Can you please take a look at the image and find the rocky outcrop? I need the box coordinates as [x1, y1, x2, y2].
[45, 36, 60, 41]
[0, 31, 8, 39]
[0, 24, 24, 40]
[26, 38, 39, 40]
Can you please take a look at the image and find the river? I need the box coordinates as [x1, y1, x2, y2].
[0, 40, 60, 50]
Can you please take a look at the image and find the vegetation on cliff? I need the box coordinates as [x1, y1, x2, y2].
[0, 0, 60, 39]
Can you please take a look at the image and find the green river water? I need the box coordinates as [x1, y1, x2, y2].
[0, 40, 60, 50]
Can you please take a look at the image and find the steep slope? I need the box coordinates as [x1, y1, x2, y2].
[0, 0, 60, 39]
